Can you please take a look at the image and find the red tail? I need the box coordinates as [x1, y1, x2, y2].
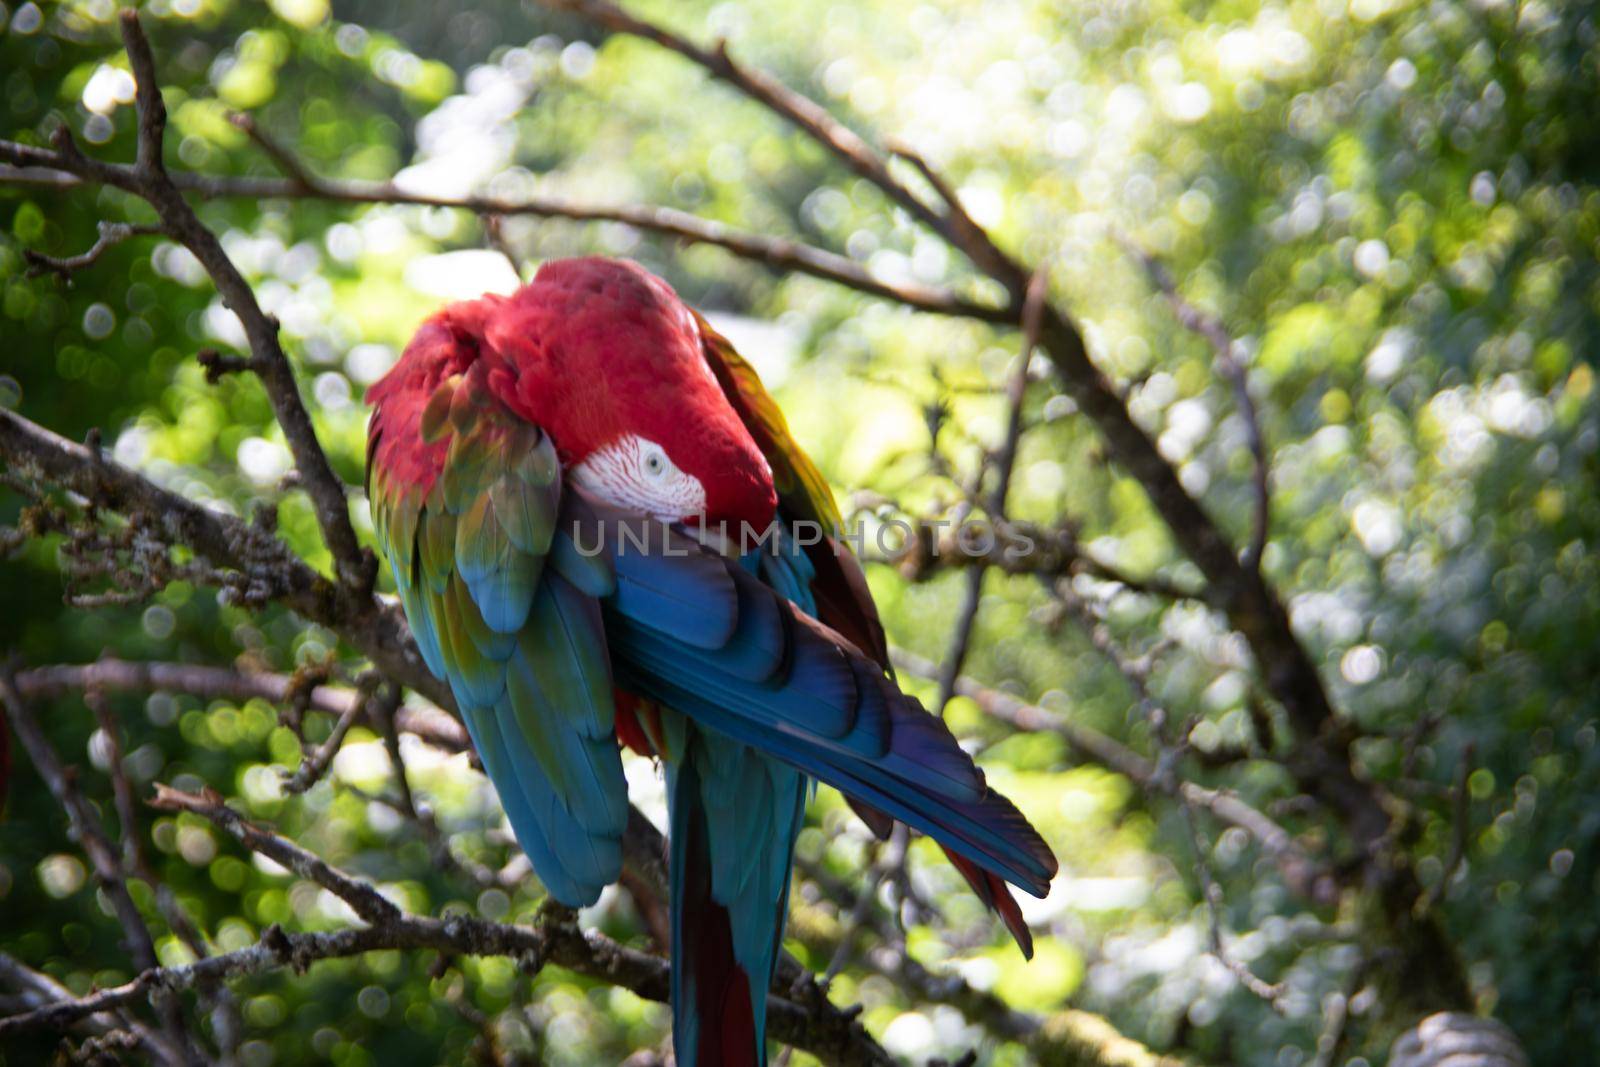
[673, 757, 763, 1067]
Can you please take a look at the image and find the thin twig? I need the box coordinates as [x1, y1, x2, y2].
[990, 268, 1049, 515]
[0, 162, 1002, 323]
[1123, 237, 1271, 569]
[149, 783, 401, 925]
[228, 112, 316, 190]
[820, 824, 909, 987]
[1180, 804, 1287, 1009]
[87, 686, 242, 1064]
[23, 221, 165, 280]
[31, 12, 374, 592]
[280, 679, 388, 795]
[481, 213, 523, 278]
[932, 267, 1050, 713]
[1050, 585, 1290, 1008]
[890, 648, 1336, 905]
[0, 952, 170, 1063]
[0, 673, 200, 1065]
[12, 658, 469, 754]
[1310, 951, 1376, 1067]
[1415, 743, 1475, 917]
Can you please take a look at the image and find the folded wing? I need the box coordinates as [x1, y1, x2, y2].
[550, 493, 1058, 900]
[369, 353, 627, 907]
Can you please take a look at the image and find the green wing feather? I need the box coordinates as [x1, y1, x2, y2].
[369, 361, 626, 907]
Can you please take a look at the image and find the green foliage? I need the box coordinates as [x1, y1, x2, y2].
[3, 0, 1597, 1064]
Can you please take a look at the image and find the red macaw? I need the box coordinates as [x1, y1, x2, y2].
[366, 257, 1055, 1066]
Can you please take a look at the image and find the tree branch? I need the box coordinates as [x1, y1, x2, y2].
[0, 407, 440, 702]
[539, 0, 1460, 1015]
[1123, 238, 1271, 569]
[11, 658, 469, 755]
[933, 267, 1049, 713]
[0, 14, 371, 591]
[878, 514, 1206, 603]
[0, 673, 199, 1065]
[0, 951, 172, 1064]
[891, 649, 1336, 905]
[0, 171, 1002, 324]
[22, 221, 165, 281]
[1, 784, 897, 1067]
[149, 784, 401, 924]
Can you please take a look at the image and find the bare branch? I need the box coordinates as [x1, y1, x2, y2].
[1180, 804, 1287, 1009]
[480, 213, 524, 278]
[11, 658, 468, 754]
[195, 348, 260, 385]
[891, 648, 1336, 905]
[1415, 743, 1475, 917]
[280, 680, 392, 795]
[0, 672, 159, 965]
[23, 221, 165, 281]
[86, 686, 243, 1062]
[228, 112, 316, 191]
[536, 0, 969, 255]
[150, 784, 402, 925]
[990, 268, 1049, 515]
[0, 914, 893, 1067]
[1, 791, 897, 1067]
[1123, 238, 1272, 568]
[0, 408, 443, 707]
[933, 267, 1050, 713]
[882, 513, 1207, 602]
[1310, 951, 1376, 1067]
[820, 824, 910, 987]
[0, 673, 199, 1065]
[0, 164, 1003, 323]
[7, 13, 374, 592]
[0, 952, 172, 1064]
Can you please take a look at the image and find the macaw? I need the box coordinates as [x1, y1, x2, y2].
[366, 257, 1056, 1066]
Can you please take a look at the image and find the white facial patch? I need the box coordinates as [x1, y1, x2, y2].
[571, 434, 707, 523]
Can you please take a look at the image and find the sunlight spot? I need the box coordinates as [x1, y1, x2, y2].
[82, 64, 136, 115]
[1353, 239, 1390, 278]
[346, 343, 396, 386]
[1352, 499, 1402, 556]
[404, 250, 520, 300]
[1340, 645, 1382, 684]
[237, 436, 290, 486]
[38, 854, 86, 899]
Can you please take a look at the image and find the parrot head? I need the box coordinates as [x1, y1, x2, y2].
[372, 258, 777, 537]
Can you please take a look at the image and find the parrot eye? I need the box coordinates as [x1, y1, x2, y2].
[571, 434, 706, 523]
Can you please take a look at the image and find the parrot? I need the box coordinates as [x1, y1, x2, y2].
[365, 257, 1056, 1066]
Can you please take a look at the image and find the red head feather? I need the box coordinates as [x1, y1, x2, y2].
[369, 258, 776, 533]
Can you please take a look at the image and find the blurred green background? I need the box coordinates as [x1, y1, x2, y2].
[2, 0, 1597, 1064]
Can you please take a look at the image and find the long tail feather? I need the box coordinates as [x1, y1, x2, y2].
[669, 728, 806, 1067]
